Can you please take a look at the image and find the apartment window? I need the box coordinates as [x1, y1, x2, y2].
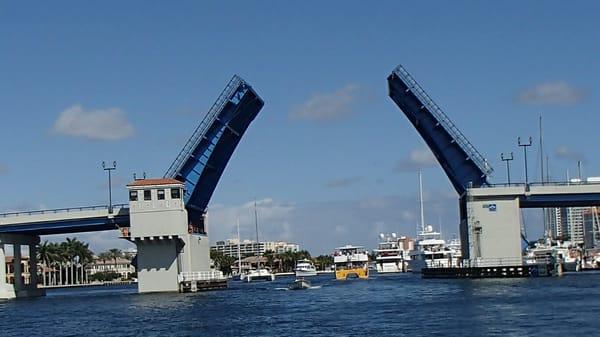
[157, 189, 165, 200]
[129, 191, 138, 201]
[144, 190, 152, 201]
[171, 188, 181, 199]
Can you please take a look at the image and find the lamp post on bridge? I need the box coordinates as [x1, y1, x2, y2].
[518, 137, 533, 186]
[501, 152, 514, 185]
[102, 161, 117, 214]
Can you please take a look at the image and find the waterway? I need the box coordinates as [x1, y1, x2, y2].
[2, 272, 600, 336]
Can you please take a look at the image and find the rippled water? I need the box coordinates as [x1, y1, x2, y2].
[2, 272, 600, 336]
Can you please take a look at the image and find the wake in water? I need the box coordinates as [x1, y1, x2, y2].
[275, 286, 322, 291]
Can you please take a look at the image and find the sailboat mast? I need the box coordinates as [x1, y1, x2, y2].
[254, 200, 260, 269]
[237, 217, 242, 274]
[539, 115, 548, 238]
[419, 171, 425, 232]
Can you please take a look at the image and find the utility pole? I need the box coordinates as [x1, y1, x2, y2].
[102, 161, 117, 214]
[518, 137, 533, 185]
[501, 152, 514, 185]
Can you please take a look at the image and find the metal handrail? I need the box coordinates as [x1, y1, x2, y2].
[480, 180, 600, 188]
[393, 65, 493, 177]
[0, 204, 129, 218]
[165, 75, 246, 178]
[178, 271, 225, 282]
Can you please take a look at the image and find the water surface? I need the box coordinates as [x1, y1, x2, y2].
[2, 272, 600, 336]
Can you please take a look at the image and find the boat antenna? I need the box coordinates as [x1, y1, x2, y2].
[438, 213, 443, 239]
[237, 216, 242, 275]
[419, 170, 425, 233]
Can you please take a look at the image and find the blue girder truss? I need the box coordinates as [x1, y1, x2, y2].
[165, 75, 264, 232]
[387, 65, 493, 194]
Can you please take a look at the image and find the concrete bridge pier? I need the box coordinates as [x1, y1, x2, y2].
[0, 234, 45, 299]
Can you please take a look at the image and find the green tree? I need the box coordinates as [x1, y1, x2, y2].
[314, 255, 334, 270]
[264, 250, 275, 271]
[210, 250, 235, 275]
[108, 248, 123, 272]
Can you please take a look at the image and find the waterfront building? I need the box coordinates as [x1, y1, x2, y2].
[211, 239, 300, 258]
[583, 208, 600, 249]
[548, 206, 597, 248]
[4, 256, 31, 286]
[86, 256, 135, 279]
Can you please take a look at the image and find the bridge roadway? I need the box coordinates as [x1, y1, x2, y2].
[468, 181, 600, 208]
[0, 204, 130, 235]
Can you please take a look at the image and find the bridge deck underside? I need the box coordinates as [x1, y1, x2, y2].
[0, 207, 130, 235]
[168, 79, 264, 230]
[387, 67, 490, 194]
[0, 216, 130, 235]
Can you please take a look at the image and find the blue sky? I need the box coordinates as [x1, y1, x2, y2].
[1, 1, 599, 254]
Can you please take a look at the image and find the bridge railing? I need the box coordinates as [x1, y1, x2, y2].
[0, 204, 129, 218]
[482, 180, 600, 188]
[178, 271, 225, 282]
[165, 75, 246, 179]
[392, 65, 493, 177]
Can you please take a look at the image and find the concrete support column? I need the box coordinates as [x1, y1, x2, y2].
[0, 244, 6, 287]
[13, 244, 23, 290]
[29, 244, 38, 289]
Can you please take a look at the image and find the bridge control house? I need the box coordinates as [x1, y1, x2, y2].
[124, 178, 223, 293]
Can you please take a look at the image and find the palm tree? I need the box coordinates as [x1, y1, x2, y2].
[108, 248, 123, 277]
[71, 239, 93, 283]
[60, 238, 77, 284]
[37, 241, 60, 286]
[264, 250, 275, 271]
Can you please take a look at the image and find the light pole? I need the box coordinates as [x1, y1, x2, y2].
[518, 137, 533, 185]
[102, 161, 117, 214]
[501, 152, 514, 185]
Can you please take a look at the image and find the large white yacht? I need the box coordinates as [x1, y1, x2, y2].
[408, 171, 460, 273]
[374, 233, 414, 273]
[524, 238, 579, 271]
[408, 225, 459, 272]
[295, 259, 317, 277]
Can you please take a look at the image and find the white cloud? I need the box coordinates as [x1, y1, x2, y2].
[517, 81, 586, 105]
[205, 192, 459, 255]
[208, 198, 296, 243]
[555, 145, 586, 162]
[52, 104, 135, 140]
[289, 84, 362, 121]
[394, 147, 438, 172]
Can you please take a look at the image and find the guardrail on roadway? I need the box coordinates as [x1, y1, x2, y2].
[0, 204, 129, 218]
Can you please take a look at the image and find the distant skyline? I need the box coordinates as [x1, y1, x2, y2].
[1, 1, 599, 254]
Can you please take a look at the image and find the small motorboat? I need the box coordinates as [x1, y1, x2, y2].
[288, 278, 311, 290]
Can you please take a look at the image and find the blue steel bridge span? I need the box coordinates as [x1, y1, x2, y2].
[0, 75, 264, 236]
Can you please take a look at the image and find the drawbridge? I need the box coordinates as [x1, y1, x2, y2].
[387, 65, 600, 263]
[0, 75, 264, 236]
[164, 75, 264, 233]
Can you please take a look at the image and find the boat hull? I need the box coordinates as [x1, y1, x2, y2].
[295, 270, 317, 277]
[288, 280, 311, 290]
[335, 268, 368, 280]
[376, 261, 406, 273]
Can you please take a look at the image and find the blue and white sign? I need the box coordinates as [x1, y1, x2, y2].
[482, 204, 497, 212]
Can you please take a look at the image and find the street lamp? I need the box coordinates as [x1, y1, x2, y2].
[501, 152, 514, 185]
[518, 137, 533, 185]
[102, 161, 117, 214]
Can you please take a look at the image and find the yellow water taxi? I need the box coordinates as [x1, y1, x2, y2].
[333, 245, 369, 280]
